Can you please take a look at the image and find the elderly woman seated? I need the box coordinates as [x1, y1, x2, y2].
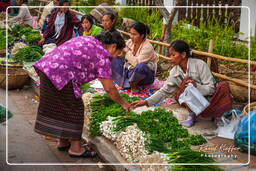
[111, 22, 158, 93]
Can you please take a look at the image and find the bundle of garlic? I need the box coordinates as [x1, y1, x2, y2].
[82, 93, 93, 129]
[139, 152, 170, 171]
[11, 42, 28, 54]
[100, 116, 120, 141]
[114, 124, 149, 162]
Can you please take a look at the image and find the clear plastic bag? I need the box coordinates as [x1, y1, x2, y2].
[216, 109, 241, 139]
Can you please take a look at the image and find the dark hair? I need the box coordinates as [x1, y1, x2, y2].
[95, 31, 125, 50]
[81, 14, 94, 26]
[130, 22, 150, 40]
[102, 12, 116, 22]
[22, 0, 28, 3]
[59, 0, 70, 6]
[170, 40, 192, 57]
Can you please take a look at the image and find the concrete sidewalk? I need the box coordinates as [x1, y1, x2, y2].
[0, 88, 67, 170]
[0, 88, 110, 171]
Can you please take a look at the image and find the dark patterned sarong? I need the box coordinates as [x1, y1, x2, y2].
[112, 57, 155, 88]
[200, 82, 233, 118]
[34, 71, 84, 140]
[176, 81, 233, 118]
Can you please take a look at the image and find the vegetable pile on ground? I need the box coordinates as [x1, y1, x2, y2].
[83, 93, 223, 171]
[7, 25, 43, 64]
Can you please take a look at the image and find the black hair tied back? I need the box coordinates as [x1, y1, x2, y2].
[95, 31, 125, 50]
[170, 40, 193, 58]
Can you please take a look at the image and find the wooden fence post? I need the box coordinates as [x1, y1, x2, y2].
[207, 39, 214, 67]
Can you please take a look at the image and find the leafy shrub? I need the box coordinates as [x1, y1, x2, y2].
[172, 19, 249, 60]
[119, 7, 163, 40]
[251, 36, 256, 62]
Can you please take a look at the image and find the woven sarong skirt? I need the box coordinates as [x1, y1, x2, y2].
[34, 71, 84, 140]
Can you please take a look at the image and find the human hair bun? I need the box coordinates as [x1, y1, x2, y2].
[103, 31, 113, 44]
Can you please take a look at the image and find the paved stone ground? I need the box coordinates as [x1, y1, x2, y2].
[0, 87, 113, 171]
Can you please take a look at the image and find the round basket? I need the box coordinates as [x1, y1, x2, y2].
[242, 102, 256, 115]
[0, 66, 29, 90]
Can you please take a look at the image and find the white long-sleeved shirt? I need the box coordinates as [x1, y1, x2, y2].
[147, 58, 216, 106]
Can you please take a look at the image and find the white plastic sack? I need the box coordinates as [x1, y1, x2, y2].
[216, 109, 240, 139]
[178, 83, 210, 115]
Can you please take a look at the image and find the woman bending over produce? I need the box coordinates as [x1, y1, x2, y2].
[33, 31, 130, 158]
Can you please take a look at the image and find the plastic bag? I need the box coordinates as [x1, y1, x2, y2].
[234, 109, 256, 155]
[178, 83, 210, 115]
[216, 109, 241, 139]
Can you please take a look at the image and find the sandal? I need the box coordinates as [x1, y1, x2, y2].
[57, 144, 71, 151]
[69, 149, 97, 158]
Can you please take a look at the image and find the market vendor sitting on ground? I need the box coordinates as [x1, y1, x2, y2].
[8, 0, 33, 27]
[112, 22, 158, 93]
[102, 12, 120, 35]
[38, 0, 83, 48]
[131, 40, 233, 127]
[81, 14, 103, 36]
[33, 31, 130, 158]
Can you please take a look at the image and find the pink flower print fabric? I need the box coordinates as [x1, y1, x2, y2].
[33, 36, 113, 98]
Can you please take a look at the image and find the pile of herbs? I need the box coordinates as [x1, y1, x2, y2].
[112, 108, 207, 152]
[90, 94, 206, 152]
[7, 25, 44, 63]
[168, 150, 224, 171]
[9, 25, 41, 45]
[90, 94, 223, 169]
[12, 45, 43, 63]
[89, 93, 139, 136]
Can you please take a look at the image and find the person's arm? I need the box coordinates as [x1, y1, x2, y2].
[195, 62, 215, 96]
[99, 78, 130, 111]
[131, 69, 179, 108]
[146, 73, 178, 106]
[42, 11, 56, 39]
[69, 12, 83, 36]
[125, 42, 155, 66]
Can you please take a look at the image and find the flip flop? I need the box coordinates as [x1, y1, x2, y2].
[57, 144, 71, 151]
[69, 149, 97, 158]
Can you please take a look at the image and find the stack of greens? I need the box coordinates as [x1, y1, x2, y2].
[7, 25, 44, 63]
[89, 93, 139, 136]
[12, 45, 43, 63]
[89, 93, 223, 170]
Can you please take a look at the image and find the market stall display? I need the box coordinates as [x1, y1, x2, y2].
[82, 92, 224, 170]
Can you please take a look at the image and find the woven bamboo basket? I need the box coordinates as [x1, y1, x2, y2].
[0, 66, 29, 90]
